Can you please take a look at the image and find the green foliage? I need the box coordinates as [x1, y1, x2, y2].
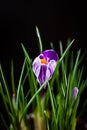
[0, 27, 87, 130]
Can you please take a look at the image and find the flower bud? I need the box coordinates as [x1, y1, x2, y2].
[72, 87, 79, 99]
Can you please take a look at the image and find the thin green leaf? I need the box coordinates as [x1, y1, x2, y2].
[77, 67, 84, 87]
[44, 110, 50, 130]
[36, 26, 43, 53]
[48, 82, 57, 124]
[79, 79, 87, 96]
[21, 44, 31, 63]
[16, 58, 26, 110]
[11, 60, 15, 93]
[78, 50, 87, 65]
[0, 84, 9, 113]
[59, 39, 75, 63]
[70, 50, 81, 89]
[59, 40, 67, 87]
[50, 42, 54, 49]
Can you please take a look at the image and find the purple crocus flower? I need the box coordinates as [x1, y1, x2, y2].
[32, 49, 58, 85]
[72, 87, 79, 99]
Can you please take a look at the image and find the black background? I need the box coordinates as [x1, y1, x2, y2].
[0, 1, 87, 77]
[0, 0, 87, 129]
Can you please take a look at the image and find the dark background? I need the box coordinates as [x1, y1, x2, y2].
[0, 0, 87, 129]
[0, 1, 87, 77]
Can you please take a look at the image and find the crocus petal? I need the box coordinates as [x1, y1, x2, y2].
[47, 60, 57, 76]
[38, 65, 47, 85]
[32, 56, 41, 78]
[38, 64, 52, 85]
[43, 49, 58, 61]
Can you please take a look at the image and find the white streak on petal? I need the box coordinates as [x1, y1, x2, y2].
[38, 65, 47, 85]
[46, 67, 51, 80]
[47, 60, 57, 76]
[32, 56, 41, 78]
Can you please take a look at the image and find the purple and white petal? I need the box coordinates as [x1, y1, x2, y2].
[38, 65, 47, 85]
[32, 56, 41, 78]
[46, 67, 52, 80]
[43, 49, 58, 62]
[47, 60, 57, 76]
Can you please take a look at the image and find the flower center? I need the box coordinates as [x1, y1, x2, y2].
[40, 58, 48, 64]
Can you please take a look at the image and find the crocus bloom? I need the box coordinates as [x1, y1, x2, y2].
[72, 87, 79, 99]
[32, 49, 58, 85]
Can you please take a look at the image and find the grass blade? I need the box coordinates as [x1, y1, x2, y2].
[16, 58, 26, 110]
[48, 82, 57, 124]
[11, 60, 15, 93]
[36, 26, 43, 53]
